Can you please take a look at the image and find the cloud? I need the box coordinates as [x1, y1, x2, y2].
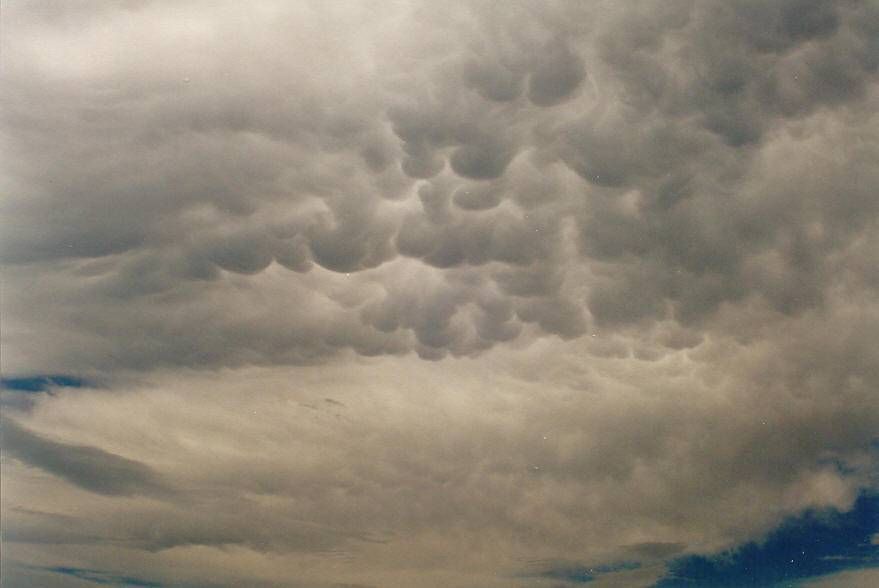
[1, 418, 171, 497]
[1, 375, 91, 413]
[527, 40, 587, 107]
[2, 349, 877, 585]
[1, 1, 878, 586]
[3, 0, 879, 373]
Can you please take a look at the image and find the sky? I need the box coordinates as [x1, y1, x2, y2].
[1, 1, 879, 586]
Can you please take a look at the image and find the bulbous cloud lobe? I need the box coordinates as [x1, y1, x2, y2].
[1, 0, 878, 373]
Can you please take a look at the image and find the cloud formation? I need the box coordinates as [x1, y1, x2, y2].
[1, 418, 170, 497]
[2, 0, 878, 586]
[3, 0, 879, 371]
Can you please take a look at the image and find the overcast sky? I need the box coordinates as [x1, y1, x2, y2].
[2, 1, 879, 586]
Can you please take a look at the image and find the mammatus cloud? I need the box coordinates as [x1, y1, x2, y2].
[2, 0, 879, 586]
[4, 0, 877, 370]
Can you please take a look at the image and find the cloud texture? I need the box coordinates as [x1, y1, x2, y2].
[2, 0, 879, 586]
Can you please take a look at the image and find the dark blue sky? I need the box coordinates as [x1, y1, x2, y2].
[1, 375, 88, 392]
[651, 490, 879, 587]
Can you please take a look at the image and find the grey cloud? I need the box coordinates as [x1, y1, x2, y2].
[4, 335, 877, 585]
[463, 60, 523, 102]
[560, 117, 641, 187]
[527, 40, 586, 107]
[587, 271, 668, 327]
[475, 299, 522, 342]
[422, 228, 475, 268]
[516, 296, 588, 339]
[781, 0, 840, 41]
[0, 390, 41, 413]
[1, 0, 877, 376]
[487, 213, 546, 266]
[452, 182, 503, 211]
[271, 235, 313, 273]
[449, 141, 516, 180]
[205, 233, 274, 275]
[626, 542, 686, 559]
[401, 148, 446, 179]
[309, 221, 397, 274]
[657, 326, 703, 350]
[397, 205, 548, 270]
[395, 212, 438, 259]
[1, 418, 169, 497]
[416, 180, 456, 224]
[1, 508, 109, 548]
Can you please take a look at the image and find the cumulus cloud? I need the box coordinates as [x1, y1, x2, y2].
[2, 0, 878, 586]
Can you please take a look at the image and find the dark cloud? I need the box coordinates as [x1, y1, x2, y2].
[781, 0, 840, 41]
[204, 233, 274, 275]
[449, 141, 516, 180]
[463, 60, 523, 102]
[452, 182, 503, 211]
[626, 543, 686, 559]
[527, 40, 587, 107]
[1, 418, 170, 497]
[3, 0, 876, 372]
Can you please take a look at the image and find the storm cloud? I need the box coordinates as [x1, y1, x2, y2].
[2, 0, 879, 586]
[4, 0, 879, 369]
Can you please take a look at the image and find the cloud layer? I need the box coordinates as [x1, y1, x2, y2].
[2, 0, 879, 586]
[2, 357, 876, 587]
[5, 0, 877, 372]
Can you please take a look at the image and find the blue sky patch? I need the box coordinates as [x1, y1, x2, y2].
[1, 375, 88, 392]
[651, 489, 879, 587]
[535, 560, 642, 584]
[45, 566, 163, 587]
[539, 566, 596, 583]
